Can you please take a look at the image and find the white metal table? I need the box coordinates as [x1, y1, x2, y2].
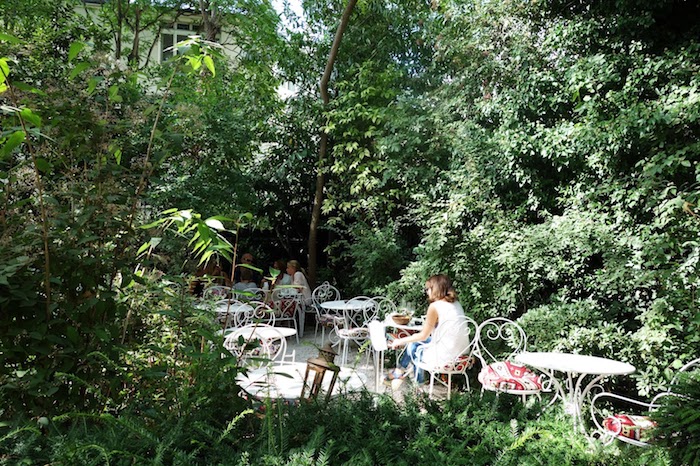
[320, 299, 368, 312]
[319, 300, 367, 342]
[321, 299, 377, 363]
[514, 352, 635, 432]
[236, 362, 366, 401]
[383, 314, 423, 338]
[228, 326, 297, 340]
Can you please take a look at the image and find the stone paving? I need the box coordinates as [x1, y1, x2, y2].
[284, 321, 450, 400]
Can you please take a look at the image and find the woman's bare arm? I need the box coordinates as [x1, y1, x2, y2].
[388, 304, 438, 349]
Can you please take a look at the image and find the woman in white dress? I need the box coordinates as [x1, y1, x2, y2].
[388, 274, 469, 384]
[286, 260, 312, 305]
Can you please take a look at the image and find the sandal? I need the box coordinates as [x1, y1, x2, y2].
[383, 368, 407, 385]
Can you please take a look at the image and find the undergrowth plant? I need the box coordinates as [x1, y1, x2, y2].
[652, 370, 700, 466]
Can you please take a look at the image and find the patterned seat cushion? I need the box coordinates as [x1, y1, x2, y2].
[318, 314, 336, 327]
[338, 328, 368, 338]
[274, 299, 297, 318]
[478, 361, 542, 391]
[442, 355, 476, 372]
[603, 414, 657, 441]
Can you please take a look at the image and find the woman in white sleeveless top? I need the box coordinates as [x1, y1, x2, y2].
[388, 274, 469, 384]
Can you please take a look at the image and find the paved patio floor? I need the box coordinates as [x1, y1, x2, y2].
[283, 320, 451, 400]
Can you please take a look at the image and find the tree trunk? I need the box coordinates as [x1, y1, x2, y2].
[128, 7, 141, 66]
[307, 0, 358, 288]
[115, 0, 123, 58]
[199, 0, 221, 42]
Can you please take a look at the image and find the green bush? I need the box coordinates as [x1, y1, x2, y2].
[652, 370, 700, 466]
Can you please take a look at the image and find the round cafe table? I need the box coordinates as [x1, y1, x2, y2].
[319, 300, 369, 343]
[514, 352, 635, 432]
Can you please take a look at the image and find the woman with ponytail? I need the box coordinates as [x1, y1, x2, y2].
[388, 274, 469, 384]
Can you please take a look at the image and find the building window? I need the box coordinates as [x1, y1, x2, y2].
[161, 23, 199, 62]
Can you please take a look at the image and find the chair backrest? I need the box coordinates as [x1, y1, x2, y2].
[340, 296, 378, 329]
[203, 285, 231, 300]
[431, 315, 479, 361]
[372, 296, 397, 319]
[234, 287, 266, 302]
[237, 300, 275, 327]
[651, 357, 700, 405]
[474, 317, 528, 367]
[312, 281, 341, 306]
[368, 320, 388, 352]
[224, 324, 286, 367]
[271, 288, 300, 318]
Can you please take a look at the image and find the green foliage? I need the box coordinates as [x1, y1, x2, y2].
[651, 370, 700, 466]
[328, 220, 409, 297]
[236, 390, 667, 466]
[0, 6, 262, 418]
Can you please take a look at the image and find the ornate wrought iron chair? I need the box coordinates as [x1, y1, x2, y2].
[410, 315, 479, 400]
[590, 357, 700, 446]
[474, 317, 544, 401]
[311, 281, 341, 342]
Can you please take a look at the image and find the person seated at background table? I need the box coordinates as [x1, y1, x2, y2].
[232, 252, 261, 286]
[270, 259, 292, 290]
[189, 259, 231, 296]
[286, 260, 312, 305]
[387, 274, 469, 384]
[233, 268, 258, 293]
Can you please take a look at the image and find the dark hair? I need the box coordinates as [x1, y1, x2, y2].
[273, 259, 286, 271]
[425, 274, 457, 303]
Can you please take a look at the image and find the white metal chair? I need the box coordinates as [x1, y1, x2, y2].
[202, 285, 231, 300]
[334, 296, 378, 366]
[213, 298, 248, 328]
[474, 317, 543, 400]
[311, 281, 341, 342]
[590, 357, 700, 446]
[409, 315, 478, 400]
[271, 288, 300, 343]
[372, 296, 398, 319]
[234, 286, 266, 302]
[223, 324, 287, 368]
[236, 300, 276, 327]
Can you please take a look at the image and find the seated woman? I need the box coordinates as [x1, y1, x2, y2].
[270, 259, 292, 289]
[388, 274, 469, 384]
[286, 260, 312, 305]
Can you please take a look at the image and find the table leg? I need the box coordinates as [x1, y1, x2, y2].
[572, 373, 609, 434]
[374, 349, 384, 392]
[298, 306, 305, 338]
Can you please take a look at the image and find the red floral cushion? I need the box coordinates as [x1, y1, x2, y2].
[274, 299, 297, 318]
[478, 361, 542, 391]
[442, 355, 475, 372]
[318, 314, 336, 327]
[603, 414, 656, 441]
